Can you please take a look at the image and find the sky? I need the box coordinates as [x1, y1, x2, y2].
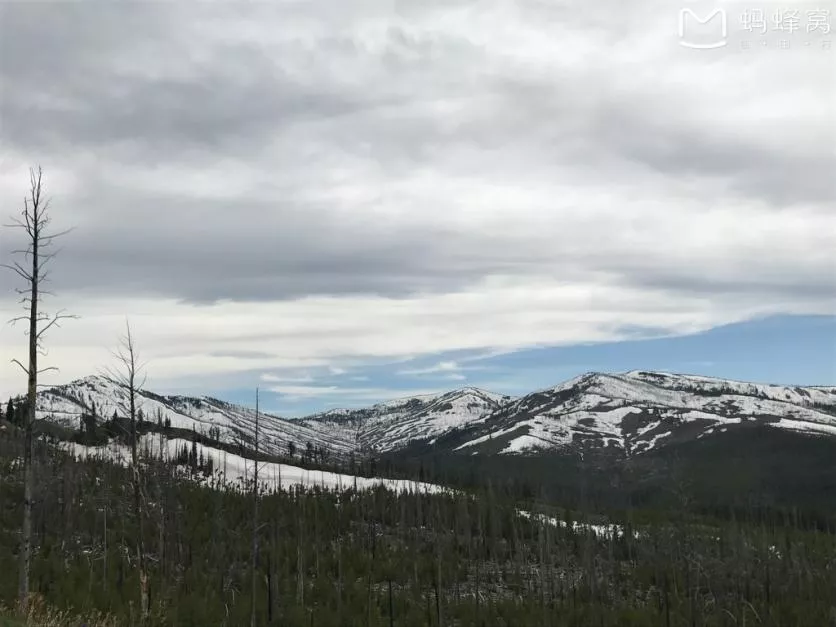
[0, 0, 834, 416]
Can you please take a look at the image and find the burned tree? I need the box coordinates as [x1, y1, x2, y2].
[251, 387, 260, 627]
[2, 166, 75, 614]
[105, 320, 150, 623]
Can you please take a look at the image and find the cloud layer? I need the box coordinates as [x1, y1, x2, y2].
[0, 0, 833, 399]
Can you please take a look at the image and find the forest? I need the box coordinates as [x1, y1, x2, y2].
[1, 419, 836, 626]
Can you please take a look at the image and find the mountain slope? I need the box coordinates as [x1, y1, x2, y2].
[36, 375, 353, 459]
[32, 371, 836, 462]
[301, 387, 510, 452]
[448, 371, 836, 456]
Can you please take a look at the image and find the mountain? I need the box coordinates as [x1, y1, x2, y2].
[35, 374, 353, 459]
[301, 386, 510, 451]
[31, 371, 836, 463]
[32, 376, 510, 460]
[445, 370, 836, 457]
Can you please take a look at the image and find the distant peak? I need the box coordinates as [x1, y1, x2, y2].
[623, 370, 678, 377]
[62, 373, 114, 387]
[527, 372, 598, 396]
[622, 370, 725, 383]
[451, 386, 492, 396]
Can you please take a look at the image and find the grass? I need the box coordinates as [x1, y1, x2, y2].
[0, 596, 119, 626]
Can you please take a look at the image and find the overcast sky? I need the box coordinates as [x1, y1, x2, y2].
[0, 0, 834, 413]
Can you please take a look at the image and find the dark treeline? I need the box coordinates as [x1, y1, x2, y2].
[1, 424, 835, 626]
[379, 424, 836, 531]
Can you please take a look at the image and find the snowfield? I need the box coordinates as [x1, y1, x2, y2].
[60, 435, 443, 495]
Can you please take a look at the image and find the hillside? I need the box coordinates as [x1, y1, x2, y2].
[5, 371, 836, 625]
[29, 371, 836, 465]
[3, 430, 834, 627]
[301, 387, 510, 452]
[447, 370, 836, 456]
[35, 375, 352, 460]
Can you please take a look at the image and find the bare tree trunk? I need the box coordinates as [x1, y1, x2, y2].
[108, 322, 149, 623]
[2, 167, 75, 615]
[388, 579, 394, 627]
[157, 430, 166, 585]
[435, 564, 443, 627]
[251, 388, 260, 627]
[20, 363, 34, 615]
[337, 538, 343, 617]
[103, 506, 108, 592]
[297, 539, 304, 605]
[435, 502, 444, 627]
[130, 338, 148, 622]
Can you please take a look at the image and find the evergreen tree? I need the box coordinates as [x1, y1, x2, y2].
[81, 413, 97, 443]
[15, 400, 29, 428]
[190, 438, 198, 471]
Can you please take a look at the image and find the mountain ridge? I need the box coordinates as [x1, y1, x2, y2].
[26, 370, 836, 461]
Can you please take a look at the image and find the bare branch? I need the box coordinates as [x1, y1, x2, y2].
[0, 262, 34, 282]
[10, 359, 29, 376]
[3, 218, 27, 230]
[36, 310, 79, 339]
[40, 227, 75, 243]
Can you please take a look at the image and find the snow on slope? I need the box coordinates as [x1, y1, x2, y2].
[455, 371, 836, 456]
[36, 377, 511, 459]
[61, 435, 443, 495]
[35, 371, 836, 461]
[361, 388, 509, 450]
[37, 375, 354, 459]
[622, 370, 836, 408]
[517, 509, 625, 539]
[302, 387, 510, 452]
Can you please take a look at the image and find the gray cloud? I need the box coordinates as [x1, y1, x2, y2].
[0, 0, 833, 310]
[208, 350, 281, 360]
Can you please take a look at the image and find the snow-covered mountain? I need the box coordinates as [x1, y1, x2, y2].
[301, 387, 510, 451]
[35, 375, 353, 459]
[31, 371, 836, 460]
[33, 376, 508, 459]
[450, 371, 836, 456]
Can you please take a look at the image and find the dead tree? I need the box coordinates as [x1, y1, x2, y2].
[2, 166, 75, 614]
[251, 387, 260, 627]
[106, 320, 150, 623]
